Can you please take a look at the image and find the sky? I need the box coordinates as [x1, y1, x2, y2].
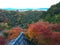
[0, 0, 60, 9]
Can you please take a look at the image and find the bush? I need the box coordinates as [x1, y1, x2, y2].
[27, 21, 53, 45]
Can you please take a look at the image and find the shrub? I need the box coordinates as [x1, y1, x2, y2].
[27, 21, 53, 45]
[7, 26, 22, 40]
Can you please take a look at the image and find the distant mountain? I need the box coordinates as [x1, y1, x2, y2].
[0, 8, 48, 11]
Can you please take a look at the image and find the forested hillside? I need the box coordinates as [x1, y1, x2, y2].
[44, 2, 60, 23]
[0, 2, 60, 45]
[0, 10, 45, 29]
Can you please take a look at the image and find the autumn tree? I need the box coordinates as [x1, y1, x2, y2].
[7, 26, 22, 40]
[27, 21, 53, 45]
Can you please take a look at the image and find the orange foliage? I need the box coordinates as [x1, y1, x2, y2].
[7, 26, 22, 40]
[5, 21, 60, 45]
[27, 21, 53, 44]
[27, 22, 53, 38]
[26, 21, 60, 45]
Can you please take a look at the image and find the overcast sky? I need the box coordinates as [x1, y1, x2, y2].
[0, 0, 60, 9]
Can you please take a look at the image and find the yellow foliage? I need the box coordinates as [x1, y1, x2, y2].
[4, 23, 9, 27]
